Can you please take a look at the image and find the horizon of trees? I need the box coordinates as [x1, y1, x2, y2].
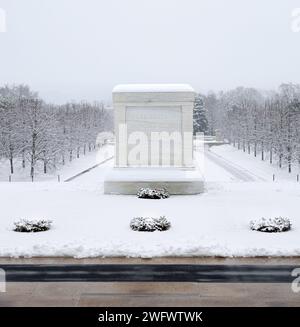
[0, 84, 113, 178]
[194, 83, 300, 173]
[1, 83, 300, 177]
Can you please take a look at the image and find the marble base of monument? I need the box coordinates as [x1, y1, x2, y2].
[104, 167, 204, 195]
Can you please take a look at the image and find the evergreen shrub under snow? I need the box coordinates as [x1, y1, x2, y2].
[13, 219, 52, 233]
[130, 216, 171, 232]
[137, 188, 170, 199]
[250, 217, 291, 233]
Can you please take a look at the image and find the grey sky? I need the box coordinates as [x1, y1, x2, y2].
[0, 0, 300, 103]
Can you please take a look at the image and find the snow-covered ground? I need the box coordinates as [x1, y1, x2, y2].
[0, 144, 300, 258]
[0, 145, 114, 182]
[210, 144, 300, 182]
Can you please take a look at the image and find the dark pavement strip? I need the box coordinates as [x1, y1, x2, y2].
[0, 264, 297, 283]
[64, 156, 113, 182]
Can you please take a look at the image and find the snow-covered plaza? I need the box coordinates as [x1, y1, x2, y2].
[0, 144, 299, 258]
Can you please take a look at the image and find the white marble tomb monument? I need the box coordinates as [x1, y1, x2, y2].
[104, 84, 204, 194]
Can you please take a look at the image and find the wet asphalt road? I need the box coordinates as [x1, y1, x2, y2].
[0, 264, 297, 283]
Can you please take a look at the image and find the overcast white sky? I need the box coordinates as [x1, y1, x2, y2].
[0, 0, 300, 103]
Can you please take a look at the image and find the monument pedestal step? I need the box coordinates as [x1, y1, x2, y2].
[104, 167, 204, 195]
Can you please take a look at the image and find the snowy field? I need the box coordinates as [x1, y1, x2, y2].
[0, 144, 300, 258]
[0, 145, 114, 182]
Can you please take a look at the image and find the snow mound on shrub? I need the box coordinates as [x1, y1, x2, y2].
[250, 217, 291, 233]
[137, 188, 169, 199]
[13, 219, 52, 233]
[130, 216, 171, 232]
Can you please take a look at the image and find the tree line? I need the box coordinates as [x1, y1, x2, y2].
[193, 83, 300, 173]
[2, 83, 300, 177]
[0, 85, 113, 178]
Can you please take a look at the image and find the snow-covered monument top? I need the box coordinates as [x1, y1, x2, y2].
[112, 84, 195, 93]
[112, 84, 195, 105]
[104, 83, 204, 195]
